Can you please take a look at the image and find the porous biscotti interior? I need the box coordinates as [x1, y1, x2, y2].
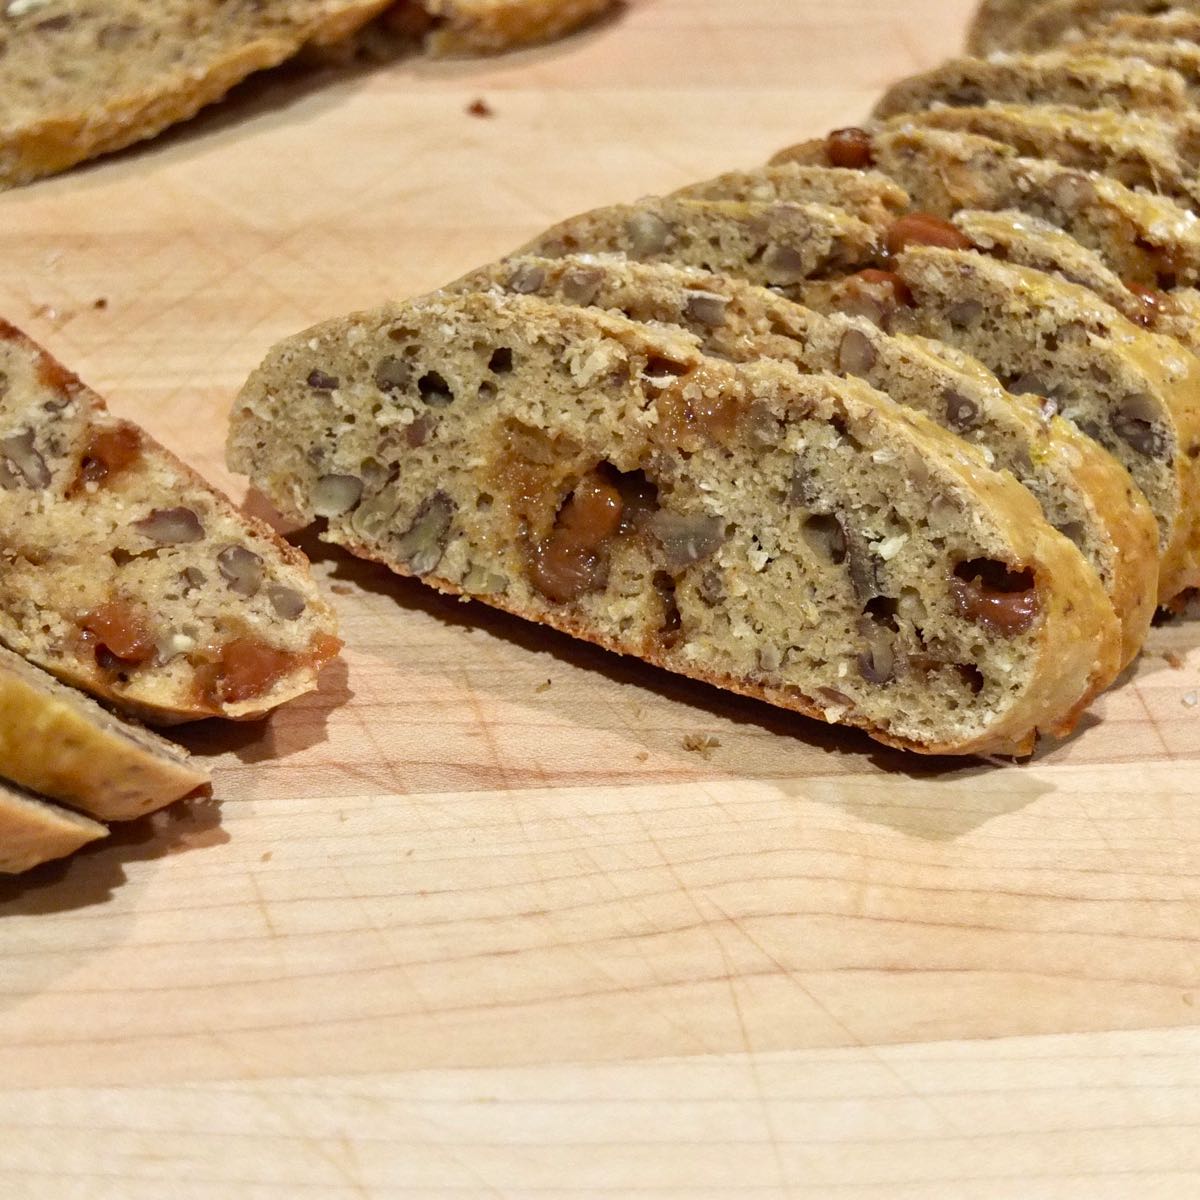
[0, 324, 338, 723]
[232, 293, 1088, 753]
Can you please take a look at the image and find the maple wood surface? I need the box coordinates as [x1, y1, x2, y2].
[1, 2, 1199, 1196]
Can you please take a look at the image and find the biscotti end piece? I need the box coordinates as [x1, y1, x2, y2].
[0, 2, 395, 190]
[0, 320, 340, 725]
[0, 646, 209, 821]
[230, 290, 1122, 757]
[0, 782, 107, 876]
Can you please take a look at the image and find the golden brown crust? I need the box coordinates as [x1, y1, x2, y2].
[0, 646, 209, 821]
[420, 0, 617, 55]
[0, 782, 107, 876]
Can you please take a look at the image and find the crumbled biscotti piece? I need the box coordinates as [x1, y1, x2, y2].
[0, 645, 208, 820]
[967, 0, 1043, 53]
[229, 290, 1122, 757]
[1007, 0, 1200, 53]
[0, 320, 340, 725]
[772, 125, 1200, 290]
[515, 198, 884, 296]
[876, 52, 1193, 120]
[455, 253, 1155, 666]
[0, 1, 395, 190]
[672, 165, 910, 226]
[0, 780, 107, 875]
[801, 247, 1200, 603]
[369, 0, 616, 56]
[875, 105, 1200, 209]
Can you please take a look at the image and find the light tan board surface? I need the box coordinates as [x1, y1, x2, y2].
[2, 1, 1199, 1195]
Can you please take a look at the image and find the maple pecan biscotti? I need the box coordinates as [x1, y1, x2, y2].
[0, 646, 209, 821]
[229, 291, 1122, 757]
[0, 781, 107, 875]
[0, 0, 395, 190]
[1005, 0, 1200, 53]
[0, 320, 340, 725]
[773, 125, 1200, 290]
[457, 253, 1155, 665]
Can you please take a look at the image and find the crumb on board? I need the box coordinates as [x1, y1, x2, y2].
[92, 297, 108, 310]
[1165, 651, 1186, 670]
[467, 98, 494, 117]
[330, 583, 354, 596]
[1183, 691, 1199, 709]
[635, 750, 650, 763]
[682, 733, 721, 760]
[260, 851, 273, 863]
[534, 679, 552, 694]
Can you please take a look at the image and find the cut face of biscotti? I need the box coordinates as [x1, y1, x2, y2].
[1007, 0, 1200, 52]
[373, 0, 616, 56]
[874, 52, 1193, 120]
[1068, 37, 1200, 100]
[0, 781, 107, 876]
[0, 0, 395, 190]
[0, 320, 340, 725]
[885, 105, 1200, 209]
[1082, 10, 1200, 45]
[672, 165, 910, 227]
[456, 254, 1156, 666]
[801, 248, 1200, 603]
[0, 645, 208, 821]
[773, 126, 1200, 291]
[229, 291, 1122, 757]
[516, 198, 884, 295]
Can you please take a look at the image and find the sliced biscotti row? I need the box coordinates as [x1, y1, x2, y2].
[0, 782, 107, 876]
[455, 254, 1156, 665]
[773, 125, 1200, 291]
[519, 197, 885, 293]
[1005, 0, 1200, 53]
[0, 320, 340, 725]
[229, 291, 1121, 756]
[799, 247, 1200, 603]
[0, 0, 395, 190]
[0, 646, 208, 821]
[518, 196, 1200, 602]
[875, 51, 1194, 120]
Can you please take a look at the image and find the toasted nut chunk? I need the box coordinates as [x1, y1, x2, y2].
[217, 545, 264, 597]
[312, 474, 364, 518]
[133, 506, 204, 544]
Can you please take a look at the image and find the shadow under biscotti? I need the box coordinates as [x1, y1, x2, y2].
[0, 795, 227, 917]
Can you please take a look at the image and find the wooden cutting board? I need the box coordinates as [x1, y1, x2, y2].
[2, 2, 1199, 1194]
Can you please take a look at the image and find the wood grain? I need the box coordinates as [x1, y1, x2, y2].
[1, 0, 1199, 1194]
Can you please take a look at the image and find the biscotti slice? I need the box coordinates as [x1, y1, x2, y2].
[883, 104, 1200, 209]
[1067, 37, 1200, 100]
[457, 254, 1155, 665]
[967, 0, 1041, 53]
[672, 165, 910, 226]
[0, 645, 208, 821]
[0, 0, 396, 190]
[951, 208, 1177, 332]
[1007, 0, 1200, 53]
[772, 126, 1200, 290]
[515, 198, 884, 294]
[229, 291, 1121, 757]
[0, 782, 107, 876]
[875, 52, 1192, 120]
[801, 248, 1200, 603]
[1081, 10, 1200, 44]
[0, 320, 340, 725]
[368, 0, 616, 56]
